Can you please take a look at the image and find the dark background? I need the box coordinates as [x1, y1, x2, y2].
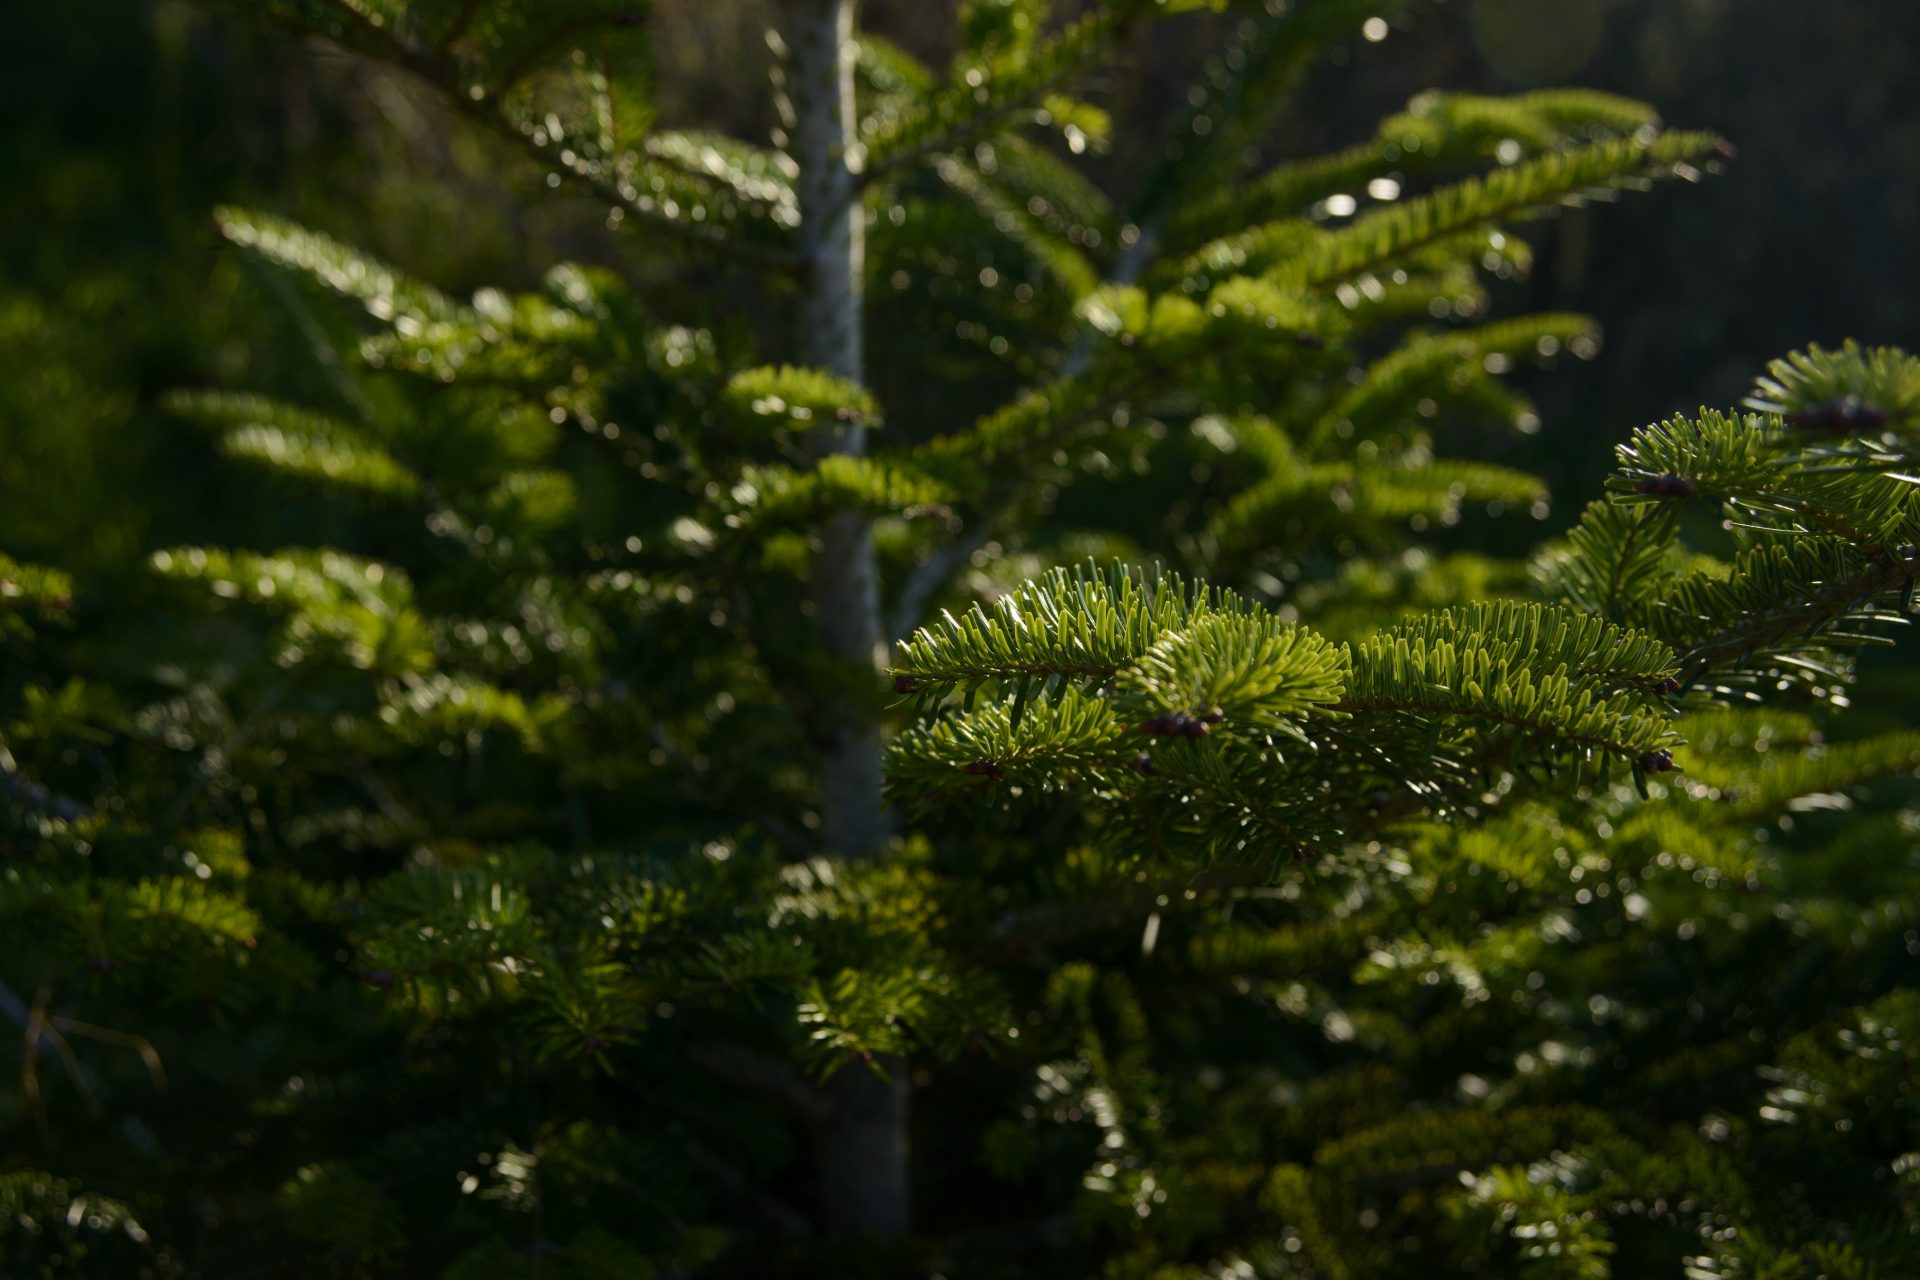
[4, 0, 1916, 568]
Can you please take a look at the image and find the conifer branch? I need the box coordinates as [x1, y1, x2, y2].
[859, 13, 1116, 187]
[434, 0, 486, 54]
[987, 863, 1276, 955]
[684, 1042, 835, 1126]
[1673, 544, 1920, 685]
[1179, 131, 1724, 287]
[283, 0, 797, 271]
[891, 562, 1241, 697]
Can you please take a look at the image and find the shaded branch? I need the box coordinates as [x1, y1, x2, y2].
[1675, 545, 1920, 684]
[685, 1040, 834, 1127]
[295, 0, 796, 272]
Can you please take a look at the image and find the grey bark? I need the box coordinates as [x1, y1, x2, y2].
[779, 0, 910, 1237]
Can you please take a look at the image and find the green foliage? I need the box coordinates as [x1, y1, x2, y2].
[0, 1172, 152, 1277]
[893, 561, 1241, 692]
[1746, 340, 1920, 426]
[1170, 85, 1659, 251]
[279, 1161, 406, 1261]
[0, 554, 73, 614]
[1176, 132, 1723, 287]
[223, 419, 424, 501]
[720, 364, 881, 434]
[729, 455, 952, 531]
[7, 2, 1916, 1279]
[218, 205, 461, 325]
[862, 9, 1115, 176]
[1341, 603, 1677, 758]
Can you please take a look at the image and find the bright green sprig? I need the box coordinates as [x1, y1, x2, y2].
[1274, 133, 1723, 288]
[0, 554, 74, 612]
[721, 365, 881, 434]
[1534, 499, 1682, 627]
[1120, 614, 1347, 733]
[891, 561, 1245, 695]
[645, 130, 799, 223]
[1746, 340, 1920, 428]
[1170, 87, 1660, 252]
[216, 206, 460, 325]
[1615, 408, 1919, 546]
[887, 684, 1131, 798]
[727, 456, 950, 533]
[1381, 602, 1679, 694]
[1179, 133, 1722, 290]
[1339, 609, 1680, 764]
[221, 424, 423, 500]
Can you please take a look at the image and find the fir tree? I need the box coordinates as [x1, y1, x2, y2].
[6, 2, 1918, 1277]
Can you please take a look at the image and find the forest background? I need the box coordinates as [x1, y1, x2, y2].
[6, 0, 1916, 582]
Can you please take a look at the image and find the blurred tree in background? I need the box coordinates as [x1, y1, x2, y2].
[1461, 0, 1920, 495]
[9, 0, 1916, 571]
[2, 2, 1917, 1277]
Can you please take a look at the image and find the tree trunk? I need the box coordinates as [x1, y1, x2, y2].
[779, 0, 910, 1237]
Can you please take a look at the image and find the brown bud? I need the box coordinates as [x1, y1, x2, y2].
[1786, 396, 1891, 433]
[1638, 748, 1676, 774]
[961, 760, 1005, 783]
[1633, 474, 1695, 498]
[1141, 708, 1218, 737]
[892, 673, 919, 695]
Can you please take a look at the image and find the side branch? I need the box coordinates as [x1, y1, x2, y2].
[1676, 545, 1920, 684]
[858, 14, 1117, 189]
[296, 0, 795, 272]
